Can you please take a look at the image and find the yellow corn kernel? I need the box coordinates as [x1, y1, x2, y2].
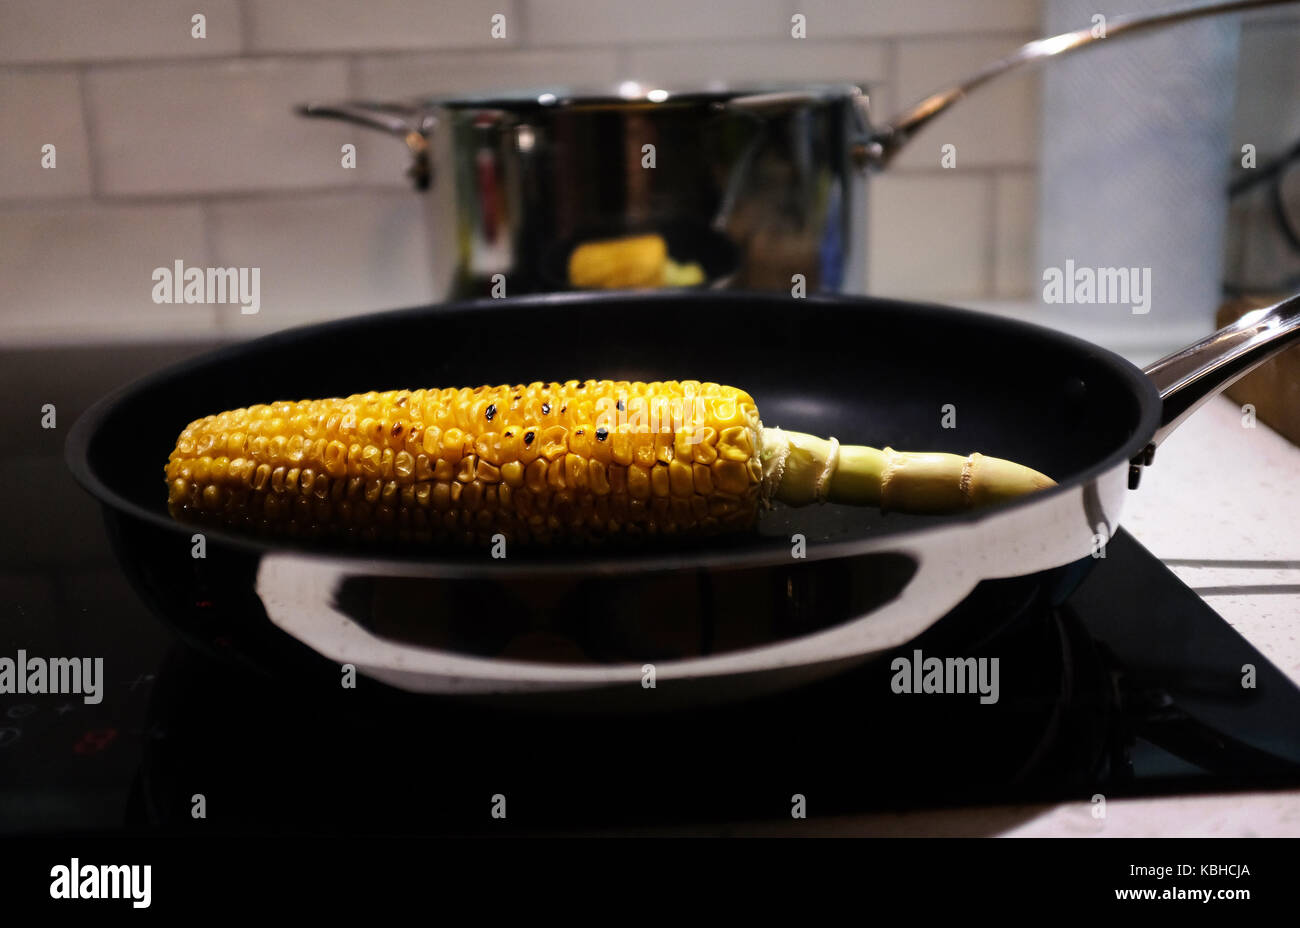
[627, 464, 651, 499]
[669, 459, 694, 497]
[717, 425, 754, 462]
[501, 461, 525, 487]
[589, 459, 610, 495]
[712, 459, 752, 495]
[650, 464, 671, 498]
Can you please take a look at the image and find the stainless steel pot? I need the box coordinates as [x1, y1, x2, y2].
[303, 86, 872, 297]
[299, 0, 1294, 301]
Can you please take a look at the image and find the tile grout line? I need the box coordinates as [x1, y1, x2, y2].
[74, 64, 101, 198]
[986, 171, 1000, 299]
[512, 0, 531, 48]
[0, 184, 414, 212]
[198, 201, 226, 338]
[0, 28, 1050, 71]
[235, 0, 254, 56]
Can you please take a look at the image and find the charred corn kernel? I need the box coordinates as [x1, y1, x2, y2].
[166, 379, 764, 546]
[567, 234, 668, 290]
[570, 425, 594, 459]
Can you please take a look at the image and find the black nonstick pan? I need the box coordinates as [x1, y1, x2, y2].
[66, 290, 1300, 709]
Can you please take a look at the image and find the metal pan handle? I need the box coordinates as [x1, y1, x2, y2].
[862, 0, 1298, 168]
[297, 100, 439, 190]
[1141, 291, 1300, 452]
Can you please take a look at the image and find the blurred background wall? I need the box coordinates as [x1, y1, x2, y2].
[0, 0, 1296, 350]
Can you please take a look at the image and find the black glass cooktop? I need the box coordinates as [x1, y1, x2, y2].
[2, 345, 1299, 835]
[3, 514, 1299, 833]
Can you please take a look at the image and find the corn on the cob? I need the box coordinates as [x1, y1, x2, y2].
[165, 380, 1054, 547]
[568, 235, 706, 289]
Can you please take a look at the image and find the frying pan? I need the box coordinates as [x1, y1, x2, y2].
[66, 290, 1300, 709]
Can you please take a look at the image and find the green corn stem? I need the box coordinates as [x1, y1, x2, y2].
[760, 428, 1055, 514]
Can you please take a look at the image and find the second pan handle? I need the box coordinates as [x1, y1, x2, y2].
[297, 100, 439, 189]
[860, 0, 1297, 168]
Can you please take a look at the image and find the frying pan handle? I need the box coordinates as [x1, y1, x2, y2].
[862, 0, 1298, 168]
[1142, 290, 1300, 450]
[297, 100, 439, 190]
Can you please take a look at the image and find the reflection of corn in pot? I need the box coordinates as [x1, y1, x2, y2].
[567, 234, 705, 289]
[166, 380, 1055, 546]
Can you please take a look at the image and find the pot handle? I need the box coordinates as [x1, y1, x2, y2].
[860, 0, 1297, 168]
[297, 100, 439, 190]
[1138, 290, 1300, 461]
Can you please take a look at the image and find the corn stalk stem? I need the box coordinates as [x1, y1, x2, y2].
[759, 428, 1055, 513]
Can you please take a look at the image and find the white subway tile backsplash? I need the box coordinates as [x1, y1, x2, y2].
[352, 48, 622, 184]
[0, 0, 1067, 342]
[245, 0, 517, 53]
[625, 39, 887, 89]
[994, 172, 1037, 298]
[0, 0, 242, 64]
[0, 203, 216, 343]
[527, 0, 788, 45]
[0, 70, 92, 199]
[86, 59, 354, 195]
[206, 190, 435, 335]
[788, 0, 1040, 38]
[867, 173, 991, 299]
[891, 35, 1040, 170]
[355, 48, 622, 98]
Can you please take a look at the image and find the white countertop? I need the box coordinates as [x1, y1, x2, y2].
[700, 395, 1300, 838]
[1010, 396, 1300, 837]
